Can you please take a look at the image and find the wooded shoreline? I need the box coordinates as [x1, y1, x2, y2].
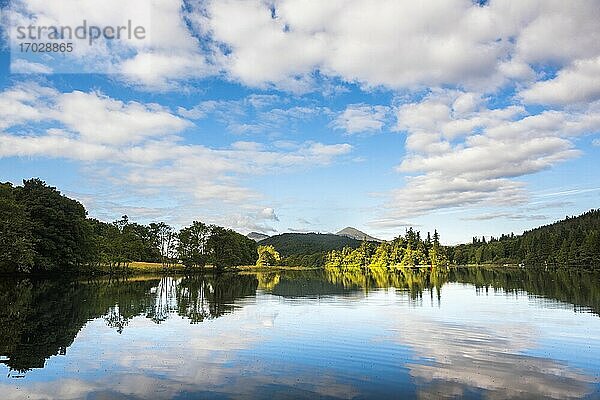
[2, 179, 599, 275]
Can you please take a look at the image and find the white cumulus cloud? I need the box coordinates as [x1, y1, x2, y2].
[0, 83, 352, 232]
[520, 56, 600, 105]
[331, 104, 389, 134]
[374, 90, 600, 223]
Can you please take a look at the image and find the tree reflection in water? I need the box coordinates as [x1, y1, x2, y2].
[0, 267, 598, 373]
[0, 274, 258, 372]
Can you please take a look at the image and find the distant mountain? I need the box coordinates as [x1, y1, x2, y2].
[336, 227, 383, 242]
[247, 232, 270, 242]
[258, 233, 362, 256]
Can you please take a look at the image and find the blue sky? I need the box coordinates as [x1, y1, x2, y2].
[1, 0, 600, 243]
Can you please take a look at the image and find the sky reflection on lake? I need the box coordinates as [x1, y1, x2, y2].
[1, 268, 599, 399]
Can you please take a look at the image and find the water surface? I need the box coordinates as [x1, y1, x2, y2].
[1, 267, 600, 399]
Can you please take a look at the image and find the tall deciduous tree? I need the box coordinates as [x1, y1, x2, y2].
[207, 226, 257, 270]
[178, 221, 210, 268]
[149, 222, 177, 268]
[256, 245, 281, 266]
[16, 179, 91, 271]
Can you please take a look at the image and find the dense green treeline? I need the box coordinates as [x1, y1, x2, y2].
[280, 252, 328, 268]
[254, 244, 325, 269]
[0, 179, 257, 273]
[324, 211, 600, 269]
[1, 179, 90, 271]
[448, 209, 600, 268]
[3, 178, 599, 272]
[325, 228, 448, 268]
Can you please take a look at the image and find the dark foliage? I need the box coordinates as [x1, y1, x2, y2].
[259, 233, 363, 256]
[0, 179, 256, 273]
[280, 252, 328, 268]
[9, 179, 91, 272]
[449, 210, 600, 268]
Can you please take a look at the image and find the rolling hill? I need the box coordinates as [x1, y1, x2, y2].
[258, 233, 363, 256]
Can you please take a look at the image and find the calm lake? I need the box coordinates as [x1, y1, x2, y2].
[1, 267, 600, 399]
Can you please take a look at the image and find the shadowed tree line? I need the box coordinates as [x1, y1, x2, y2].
[0, 274, 258, 372]
[258, 233, 363, 256]
[257, 233, 367, 268]
[0, 179, 257, 273]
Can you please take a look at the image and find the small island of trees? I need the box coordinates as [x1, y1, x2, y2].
[325, 228, 448, 269]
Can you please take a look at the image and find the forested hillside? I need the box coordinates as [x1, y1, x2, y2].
[258, 233, 365, 268]
[448, 210, 600, 268]
[259, 233, 363, 256]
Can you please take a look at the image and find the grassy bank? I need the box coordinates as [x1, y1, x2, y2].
[231, 264, 323, 272]
[95, 262, 322, 275]
[97, 261, 213, 274]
